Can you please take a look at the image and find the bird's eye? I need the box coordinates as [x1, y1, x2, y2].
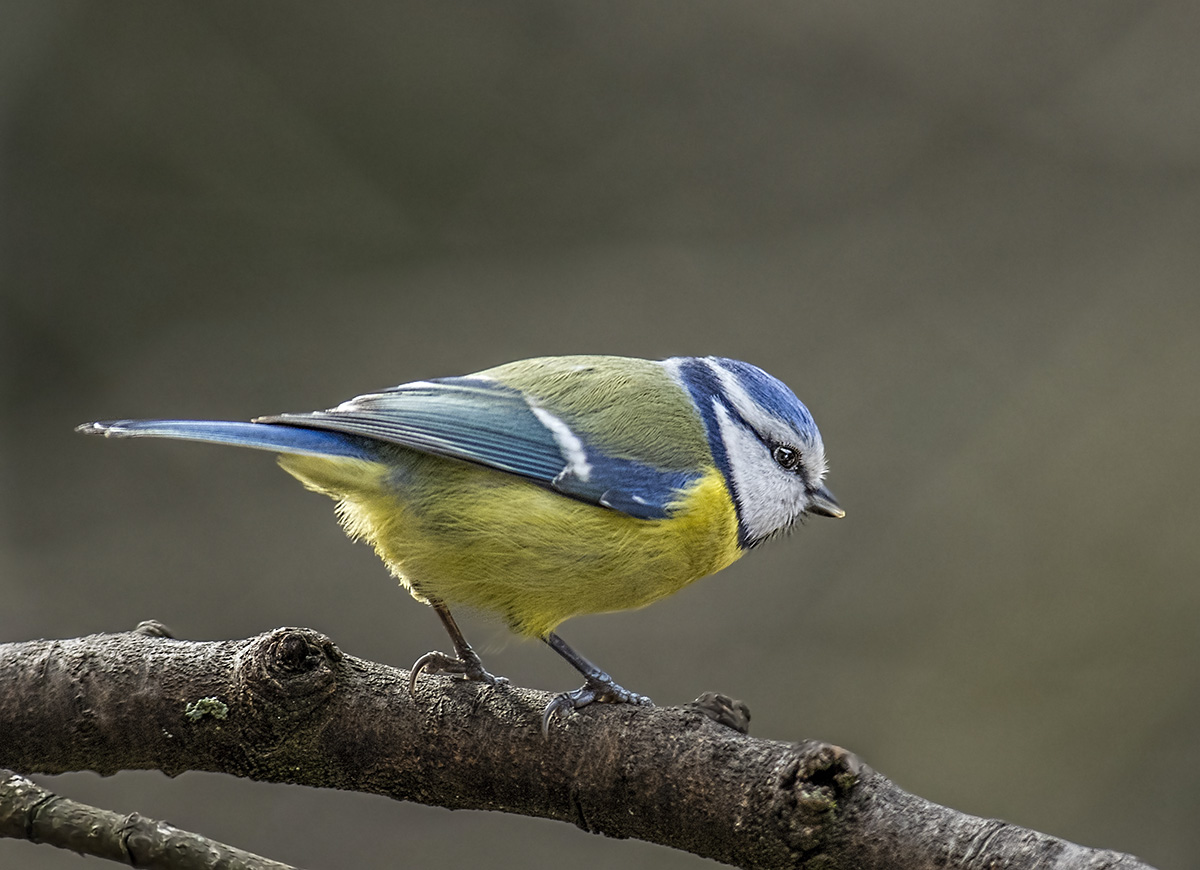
[772, 445, 801, 471]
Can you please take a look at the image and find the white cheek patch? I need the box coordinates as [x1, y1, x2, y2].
[714, 401, 810, 542]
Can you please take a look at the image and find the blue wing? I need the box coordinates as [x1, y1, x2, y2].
[258, 376, 701, 519]
[76, 419, 374, 459]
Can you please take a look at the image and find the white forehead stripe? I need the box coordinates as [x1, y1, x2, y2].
[529, 405, 592, 482]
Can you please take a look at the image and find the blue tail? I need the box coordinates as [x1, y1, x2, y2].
[76, 419, 372, 460]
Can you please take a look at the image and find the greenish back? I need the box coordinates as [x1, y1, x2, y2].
[480, 355, 709, 470]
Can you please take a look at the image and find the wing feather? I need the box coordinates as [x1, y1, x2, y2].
[256, 376, 698, 519]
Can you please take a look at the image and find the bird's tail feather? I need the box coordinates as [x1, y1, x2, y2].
[75, 419, 371, 460]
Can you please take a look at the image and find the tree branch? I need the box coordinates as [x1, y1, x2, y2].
[0, 769, 298, 870]
[0, 626, 1157, 869]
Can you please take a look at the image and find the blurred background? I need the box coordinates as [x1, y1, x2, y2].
[3, 2, 1198, 868]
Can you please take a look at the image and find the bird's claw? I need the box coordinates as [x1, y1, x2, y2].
[408, 650, 507, 696]
[541, 679, 652, 737]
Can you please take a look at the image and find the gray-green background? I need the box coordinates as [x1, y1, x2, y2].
[4, 3, 1198, 868]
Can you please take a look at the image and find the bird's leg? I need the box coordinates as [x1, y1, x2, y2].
[541, 632, 652, 736]
[408, 601, 506, 694]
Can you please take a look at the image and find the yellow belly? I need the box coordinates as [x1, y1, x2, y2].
[278, 449, 742, 638]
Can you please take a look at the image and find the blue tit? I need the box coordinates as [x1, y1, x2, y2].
[78, 355, 843, 731]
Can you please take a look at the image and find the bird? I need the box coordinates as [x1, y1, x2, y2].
[77, 354, 843, 733]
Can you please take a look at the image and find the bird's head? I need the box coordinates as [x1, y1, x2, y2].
[668, 356, 843, 549]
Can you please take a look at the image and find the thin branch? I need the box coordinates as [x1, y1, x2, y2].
[0, 768, 299, 869]
[0, 626, 1157, 870]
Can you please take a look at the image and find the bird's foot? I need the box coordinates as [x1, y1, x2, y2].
[408, 650, 507, 696]
[541, 677, 653, 737]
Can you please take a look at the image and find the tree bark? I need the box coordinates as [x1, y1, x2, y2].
[0, 626, 1157, 869]
[0, 769, 298, 870]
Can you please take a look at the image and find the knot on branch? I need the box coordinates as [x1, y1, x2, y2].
[233, 628, 343, 750]
[685, 692, 751, 734]
[131, 620, 174, 638]
[773, 740, 864, 860]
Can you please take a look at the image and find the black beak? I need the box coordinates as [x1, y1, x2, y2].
[807, 485, 845, 518]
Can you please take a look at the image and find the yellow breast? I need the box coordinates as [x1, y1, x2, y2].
[278, 449, 742, 638]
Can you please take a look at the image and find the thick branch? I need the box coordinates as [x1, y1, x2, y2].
[0, 627, 1155, 869]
